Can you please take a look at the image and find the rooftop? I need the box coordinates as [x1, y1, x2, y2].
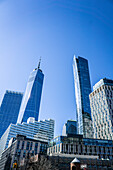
[93, 78, 113, 91]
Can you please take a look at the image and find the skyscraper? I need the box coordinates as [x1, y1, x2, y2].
[17, 61, 44, 123]
[0, 90, 23, 138]
[89, 78, 113, 140]
[73, 56, 93, 138]
[62, 120, 77, 137]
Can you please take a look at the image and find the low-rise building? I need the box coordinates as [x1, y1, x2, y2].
[47, 135, 113, 160]
[0, 134, 48, 170]
[0, 118, 54, 158]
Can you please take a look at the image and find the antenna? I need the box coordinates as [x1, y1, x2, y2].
[38, 57, 41, 69]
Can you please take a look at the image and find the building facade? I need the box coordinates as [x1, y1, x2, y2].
[0, 90, 23, 138]
[89, 78, 113, 140]
[47, 135, 113, 160]
[73, 56, 93, 138]
[0, 135, 48, 170]
[17, 62, 44, 123]
[0, 118, 54, 158]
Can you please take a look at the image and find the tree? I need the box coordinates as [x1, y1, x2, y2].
[26, 155, 59, 170]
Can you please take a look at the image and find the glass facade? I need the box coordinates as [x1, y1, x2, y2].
[49, 135, 113, 148]
[48, 135, 113, 159]
[62, 120, 77, 136]
[0, 90, 23, 138]
[73, 56, 93, 138]
[17, 67, 44, 123]
[0, 118, 54, 158]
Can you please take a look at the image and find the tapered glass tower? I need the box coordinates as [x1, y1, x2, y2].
[73, 56, 93, 138]
[17, 61, 44, 123]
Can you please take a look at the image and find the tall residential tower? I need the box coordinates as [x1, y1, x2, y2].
[17, 61, 44, 123]
[0, 90, 23, 138]
[89, 78, 113, 140]
[73, 56, 93, 138]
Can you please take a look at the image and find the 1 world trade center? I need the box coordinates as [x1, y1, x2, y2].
[17, 60, 44, 123]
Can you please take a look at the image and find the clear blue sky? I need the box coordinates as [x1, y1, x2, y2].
[0, 0, 113, 137]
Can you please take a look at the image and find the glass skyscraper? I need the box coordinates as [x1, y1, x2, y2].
[17, 62, 44, 123]
[62, 120, 77, 137]
[73, 56, 93, 138]
[0, 90, 23, 138]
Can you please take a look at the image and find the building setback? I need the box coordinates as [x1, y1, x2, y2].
[0, 90, 23, 138]
[89, 78, 113, 140]
[0, 118, 54, 158]
[73, 56, 93, 138]
[17, 60, 44, 123]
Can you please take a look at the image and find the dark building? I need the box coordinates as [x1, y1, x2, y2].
[62, 120, 77, 137]
[0, 90, 23, 138]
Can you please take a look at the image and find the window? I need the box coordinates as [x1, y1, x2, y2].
[30, 142, 33, 150]
[17, 149, 21, 156]
[35, 143, 38, 153]
[23, 150, 26, 158]
[17, 141, 20, 149]
[26, 142, 30, 150]
[21, 141, 24, 150]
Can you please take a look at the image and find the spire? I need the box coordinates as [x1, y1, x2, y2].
[38, 57, 41, 69]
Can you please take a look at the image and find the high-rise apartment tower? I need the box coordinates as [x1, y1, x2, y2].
[0, 90, 23, 138]
[17, 61, 44, 123]
[73, 56, 93, 138]
[89, 78, 113, 140]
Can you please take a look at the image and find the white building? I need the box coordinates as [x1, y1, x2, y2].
[89, 78, 113, 140]
[0, 118, 54, 158]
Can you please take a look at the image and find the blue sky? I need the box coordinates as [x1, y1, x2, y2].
[0, 0, 113, 136]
